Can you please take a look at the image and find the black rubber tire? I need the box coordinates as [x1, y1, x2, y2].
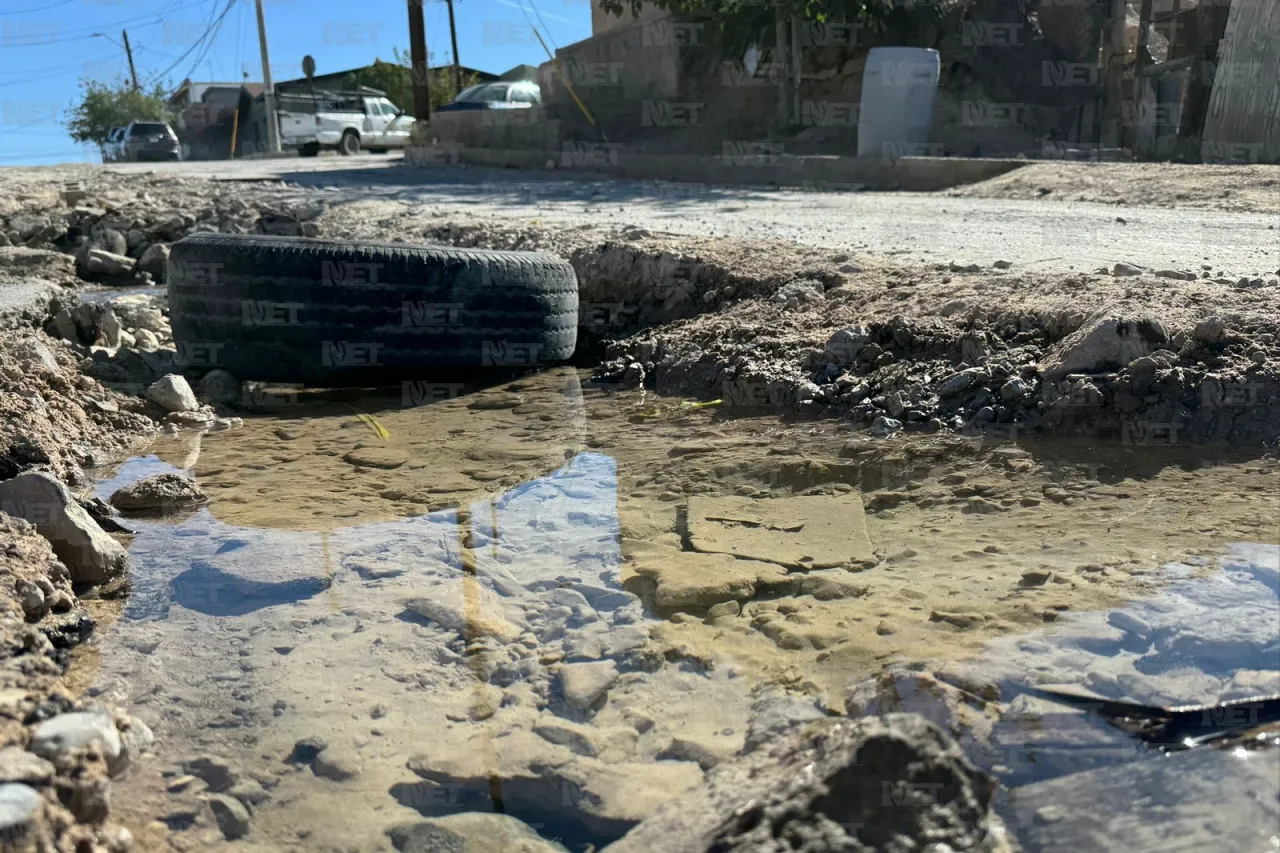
[338, 130, 360, 155]
[168, 233, 579, 385]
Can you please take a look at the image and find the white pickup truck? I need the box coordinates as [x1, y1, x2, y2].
[278, 93, 416, 156]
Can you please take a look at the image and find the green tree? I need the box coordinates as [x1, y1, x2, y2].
[343, 49, 478, 116]
[65, 77, 172, 152]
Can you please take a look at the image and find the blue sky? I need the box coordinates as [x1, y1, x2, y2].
[0, 0, 591, 165]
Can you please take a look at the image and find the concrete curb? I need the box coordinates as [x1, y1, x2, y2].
[402, 146, 1026, 191]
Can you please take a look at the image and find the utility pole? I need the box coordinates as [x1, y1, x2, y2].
[121, 29, 140, 91]
[407, 0, 432, 121]
[445, 0, 461, 94]
[254, 0, 281, 153]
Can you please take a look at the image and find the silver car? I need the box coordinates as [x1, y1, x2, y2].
[102, 127, 126, 162]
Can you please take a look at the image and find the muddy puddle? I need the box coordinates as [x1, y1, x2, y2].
[78, 369, 1279, 852]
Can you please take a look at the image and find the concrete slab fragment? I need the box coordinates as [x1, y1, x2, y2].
[686, 494, 872, 569]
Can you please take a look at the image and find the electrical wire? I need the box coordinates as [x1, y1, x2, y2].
[5, 0, 78, 14]
[145, 0, 236, 89]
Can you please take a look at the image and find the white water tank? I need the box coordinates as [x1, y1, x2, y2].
[857, 47, 941, 158]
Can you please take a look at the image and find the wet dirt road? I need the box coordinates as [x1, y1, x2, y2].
[78, 369, 1280, 853]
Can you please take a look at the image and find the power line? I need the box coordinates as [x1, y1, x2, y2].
[145, 0, 237, 90]
[0, 0, 213, 47]
[6, 0, 78, 14]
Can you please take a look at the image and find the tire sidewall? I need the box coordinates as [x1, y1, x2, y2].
[339, 132, 360, 155]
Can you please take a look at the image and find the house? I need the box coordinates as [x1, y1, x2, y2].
[168, 80, 265, 160]
[274, 64, 499, 97]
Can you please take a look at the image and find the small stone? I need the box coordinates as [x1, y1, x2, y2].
[133, 329, 160, 350]
[992, 260, 1012, 269]
[0, 783, 42, 841]
[287, 737, 327, 764]
[109, 474, 206, 516]
[312, 747, 361, 781]
[1019, 569, 1052, 587]
[146, 374, 198, 413]
[0, 747, 54, 785]
[1107, 610, 1152, 639]
[557, 661, 618, 716]
[181, 756, 238, 792]
[870, 416, 902, 437]
[196, 369, 240, 405]
[1111, 262, 1143, 277]
[15, 579, 45, 616]
[706, 600, 740, 621]
[136, 243, 171, 282]
[207, 794, 251, 840]
[1192, 316, 1226, 344]
[227, 778, 268, 807]
[1000, 377, 1027, 400]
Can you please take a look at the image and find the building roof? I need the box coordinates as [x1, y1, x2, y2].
[275, 63, 499, 89]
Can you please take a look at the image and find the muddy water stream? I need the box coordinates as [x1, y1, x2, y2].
[79, 369, 1278, 852]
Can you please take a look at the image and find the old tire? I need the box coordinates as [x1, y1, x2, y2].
[338, 130, 360, 155]
[167, 233, 579, 385]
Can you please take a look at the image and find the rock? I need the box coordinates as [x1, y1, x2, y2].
[621, 362, 646, 388]
[607, 714, 1002, 853]
[629, 550, 788, 609]
[1000, 377, 1027, 400]
[312, 747, 361, 781]
[0, 472, 128, 584]
[207, 794, 251, 840]
[705, 600, 740, 621]
[743, 691, 826, 753]
[109, 473, 207, 516]
[388, 813, 568, 853]
[870, 416, 902, 437]
[1111, 262, 1144, 277]
[1039, 313, 1168, 380]
[1107, 610, 1152, 639]
[97, 228, 127, 256]
[0, 783, 42, 843]
[1020, 569, 1052, 586]
[181, 756, 238, 792]
[949, 261, 982, 273]
[937, 368, 983, 397]
[48, 308, 78, 342]
[0, 747, 54, 785]
[28, 709, 125, 776]
[557, 661, 618, 716]
[95, 306, 122, 348]
[1192, 316, 1226, 344]
[117, 716, 154, 769]
[133, 329, 159, 350]
[8, 214, 50, 241]
[82, 248, 136, 278]
[657, 735, 737, 770]
[288, 737, 327, 764]
[227, 777, 268, 807]
[145, 374, 198, 412]
[771, 279, 824, 311]
[993, 259, 1013, 269]
[136, 243, 170, 282]
[15, 578, 45, 615]
[194, 369, 239, 405]
[825, 325, 870, 364]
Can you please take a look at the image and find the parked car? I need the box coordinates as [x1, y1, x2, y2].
[435, 81, 542, 112]
[118, 121, 181, 162]
[102, 126, 127, 162]
[278, 93, 416, 156]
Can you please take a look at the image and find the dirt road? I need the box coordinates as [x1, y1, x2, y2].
[99, 156, 1280, 278]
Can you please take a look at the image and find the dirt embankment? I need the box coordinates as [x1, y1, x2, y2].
[948, 161, 1280, 214]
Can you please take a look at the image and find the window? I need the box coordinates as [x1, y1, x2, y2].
[377, 100, 398, 116]
[510, 85, 540, 104]
[129, 123, 170, 137]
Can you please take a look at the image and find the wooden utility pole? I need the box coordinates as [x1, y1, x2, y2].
[445, 0, 461, 95]
[254, 0, 281, 153]
[408, 0, 432, 120]
[121, 29, 140, 91]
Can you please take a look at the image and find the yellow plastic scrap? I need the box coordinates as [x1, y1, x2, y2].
[354, 411, 390, 440]
[678, 399, 722, 411]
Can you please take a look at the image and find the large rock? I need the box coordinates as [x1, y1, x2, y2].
[207, 793, 251, 840]
[109, 473, 206, 516]
[0, 783, 43, 844]
[0, 472, 128, 584]
[197, 369, 240, 405]
[80, 248, 135, 278]
[1039, 313, 1170, 380]
[136, 243, 170, 282]
[605, 714, 1007, 853]
[628, 549, 789, 609]
[388, 813, 568, 853]
[145, 374, 198, 413]
[403, 582, 525, 643]
[0, 748, 54, 786]
[28, 710, 126, 776]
